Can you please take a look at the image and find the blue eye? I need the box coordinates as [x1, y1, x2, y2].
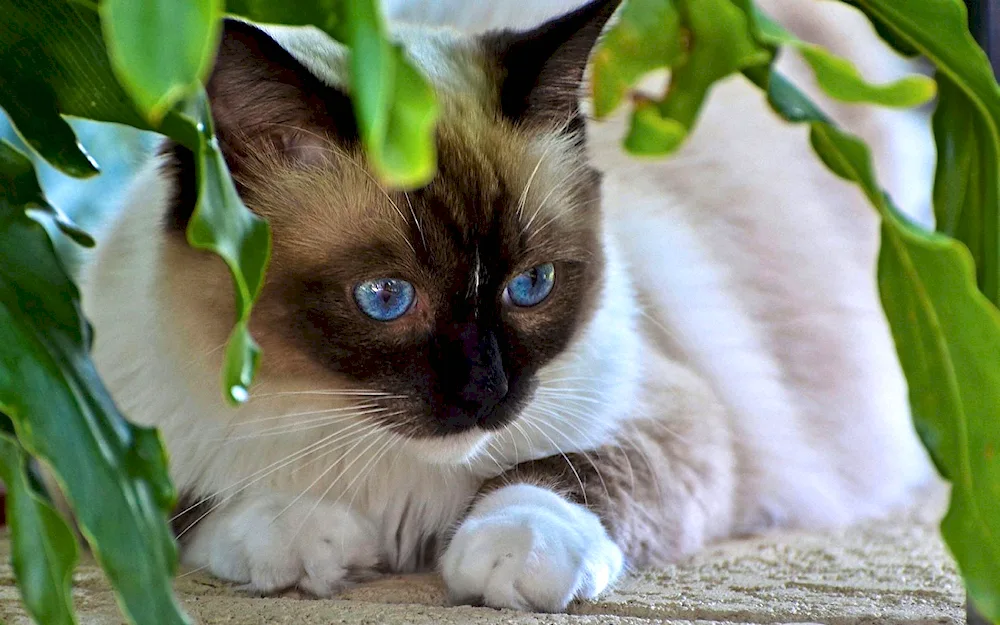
[504, 263, 555, 308]
[354, 278, 415, 321]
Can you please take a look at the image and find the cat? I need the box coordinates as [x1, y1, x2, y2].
[78, 0, 933, 612]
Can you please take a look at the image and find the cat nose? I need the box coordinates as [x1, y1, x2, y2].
[435, 323, 509, 423]
[459, 363, 508, 407]
[456, 326, 508, 407]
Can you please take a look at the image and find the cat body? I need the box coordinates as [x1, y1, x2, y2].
[79, 0, 931, 612]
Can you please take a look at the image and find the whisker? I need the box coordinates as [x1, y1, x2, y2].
[341, 432, 402, 558]
[219, 407, 388, 441]
[176, 563, 212, 579]
[284, 428, 394, 541]
[480, 440, 506, 475]
[181, 341, 229, 368]
[530, 397, 671, 500]
[520, 416, 589, 506]
[538, 377, 616, 389]
[500, 427, 521, 466]
[535, 390, 608, 405]
[521, 161, 592, 235]
[638, 307, 681, 342]
[251, 390, 401, 399]
[342, 431, 401, 513]
[172, 419, 382, 538]
[525, 197, 602, 242]
[536, 394, 693, 447]
[268, 426, 385, 530]
[404, 191, 427, 252]
[215, 403, 381, 430]
[524, 407, 611, 503]
[516, 142, 555, 221]
[285, 415, 403, 476]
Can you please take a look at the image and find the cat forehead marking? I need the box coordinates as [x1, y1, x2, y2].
[246, 115, 595, 274]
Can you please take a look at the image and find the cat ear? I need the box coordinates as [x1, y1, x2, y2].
[206, 18, 357, 171]
[163, 19, 357, 231]
[480, 0, 620, 132]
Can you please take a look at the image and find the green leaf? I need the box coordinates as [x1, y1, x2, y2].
[591, 0, 769, 155]
[162, 92, 271, 404]
[839, 0, 1000, 305]
[932, 75, 994, 295]
[225, 0, 339, 29]
[0, 433, 79, 625]
[101, 0, 223, 123]
[0, 140, 190, 625]
[0, 0, 272, 404]
[797, 45, 935, 107]
[371, 43, 438, 185]
[0, 0, 153, 132]
[877, 180, 1000, 625]
[659, 0, 769, 129]
[590, 0, 684, 119]
[750, 9, 935, 108]
[0, 0, 114, 177]
[754, 66, 1000, 623]
[228, 0, 438, 187]
[623, 99, 687, 155]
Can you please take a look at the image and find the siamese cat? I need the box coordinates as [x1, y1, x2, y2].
[80, 0, 932, 612]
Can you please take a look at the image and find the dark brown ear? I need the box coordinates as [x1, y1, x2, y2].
[480, 0, 619, 133]
[207, 19, 357, 165]
[163, 18, 357, 231]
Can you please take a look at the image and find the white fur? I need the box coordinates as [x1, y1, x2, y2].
[380, 0, 936, 528]
[442, 484, 623, 611]
[78, 0, 935, 611]
[79, 156, 640, 582]
[185, 494, 379, 595]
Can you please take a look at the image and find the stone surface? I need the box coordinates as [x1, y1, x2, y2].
[0, 493, 964, 625]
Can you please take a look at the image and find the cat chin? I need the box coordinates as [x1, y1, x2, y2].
[402, 428, 492, 466]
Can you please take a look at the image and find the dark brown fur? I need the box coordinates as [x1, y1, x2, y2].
[162, 4, 617, 442]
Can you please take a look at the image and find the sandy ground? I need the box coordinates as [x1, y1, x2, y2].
[0, 490, 963, 625]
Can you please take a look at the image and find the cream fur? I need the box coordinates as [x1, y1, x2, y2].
[382, 0, 936, 529]
[77, 0, 934, 612]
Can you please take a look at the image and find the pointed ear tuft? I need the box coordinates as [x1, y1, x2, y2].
[480, 0, 619, 132]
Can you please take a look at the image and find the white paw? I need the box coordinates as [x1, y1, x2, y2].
[441, 484, 624, 612]
[183, 494, 381, 596]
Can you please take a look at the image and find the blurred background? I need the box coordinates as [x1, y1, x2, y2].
[0, 116, 159, 269]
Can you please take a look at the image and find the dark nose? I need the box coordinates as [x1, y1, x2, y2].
[458, 330, 508, 406]
[434, 323, 509, 429]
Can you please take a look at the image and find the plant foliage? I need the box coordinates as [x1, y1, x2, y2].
[592, 0, 1000, 619]
[0, 0, 998, 623]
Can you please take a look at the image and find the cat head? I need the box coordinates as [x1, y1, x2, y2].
[160, 0, 635, 462]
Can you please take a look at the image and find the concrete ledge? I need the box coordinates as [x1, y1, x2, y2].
[0, 496, 963, 625]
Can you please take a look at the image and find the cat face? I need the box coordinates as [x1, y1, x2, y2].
[160, 2, 619, 447]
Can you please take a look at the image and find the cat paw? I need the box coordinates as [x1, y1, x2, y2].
[183, 494, 381, 597]
[441, 484, 623, 612]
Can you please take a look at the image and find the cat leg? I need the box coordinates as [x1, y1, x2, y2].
[178, 493, 381, 597]
[441, 355, 735, 612]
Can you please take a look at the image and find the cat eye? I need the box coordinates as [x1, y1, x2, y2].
[504, 263, 556, 308]
[354, 278, 415, 321]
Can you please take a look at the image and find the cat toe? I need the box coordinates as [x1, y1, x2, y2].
[185, 495, 382, 598]
[441, 484, 623, 612]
